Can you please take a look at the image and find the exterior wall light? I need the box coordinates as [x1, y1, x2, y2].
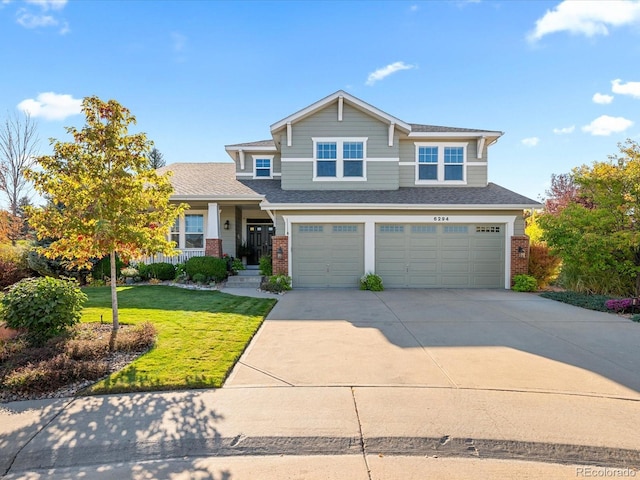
[517, 246, 526, 258]
[276, 246, 283, 260]
[223, 220, 230, 230]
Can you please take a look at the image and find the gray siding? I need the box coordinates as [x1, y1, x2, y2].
[398, 139, 488, 188]
[281, 161, 398, 190]
[280, 102, 400, 190]
[235, 152, 281, 175]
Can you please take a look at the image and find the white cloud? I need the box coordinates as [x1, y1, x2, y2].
[17, 92, 82, 121]
[171, 32, 187, 52]
[15, 0, 68, 32]
[592, 92, 614, 104]
[553, 125, 575, 135]
[409, 4, 418, 12]
[16, 10, 56, 28]
[612, 78, 640, 98]
[522, 137, 540, 147]
[528, 0, 640, 42]
[582, 115, 634, 136]
[25, 0, 67, 10]
[366, 61, 416, 86]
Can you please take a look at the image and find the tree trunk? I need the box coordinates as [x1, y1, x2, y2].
[109, 250, 119, 351]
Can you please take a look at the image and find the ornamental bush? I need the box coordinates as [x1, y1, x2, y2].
[360, 272, 384, 291]
[185, 256, 228, 282]
[261, 275, 292, 293]
[92, 255, 123, 280]
[259, 254, 272, 276]
[144, 262, 176, 281]
[512, 274, 538, 292]
[1, 277, 87, 344]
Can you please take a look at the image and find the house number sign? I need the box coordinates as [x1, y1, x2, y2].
[433, 216, 451, 222]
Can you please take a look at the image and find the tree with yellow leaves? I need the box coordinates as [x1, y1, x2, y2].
[26, 97, 185, 337]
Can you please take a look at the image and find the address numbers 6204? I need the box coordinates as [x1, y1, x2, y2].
[433, 216, 450, 222]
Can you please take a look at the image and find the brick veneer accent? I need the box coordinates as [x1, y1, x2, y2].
[510, 235, 530, 285]
[272, 236, 289, 275]
[205, 238, 223, 258]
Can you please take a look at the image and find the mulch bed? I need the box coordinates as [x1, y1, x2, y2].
[0, 323, 153, 403]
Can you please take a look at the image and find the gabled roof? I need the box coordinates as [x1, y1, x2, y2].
[240, 180, 540, 209]
[158, 163, 263, 200]
[409, 123, 502, 135]
[270, 90, 412, 134]
[160, 162, 540, 209]
[225, 139, 276, 149]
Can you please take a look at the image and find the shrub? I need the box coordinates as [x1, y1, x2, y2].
[604, 298, 636, 313]
[232, 258, 246, 273]
[539, 291, 611, 312]
[1, 277, 87, 343]
[261, 274, 292, 293]
[192, 273, 207, 284]
[259, 254, 272, 276]
[121, 267, 138, 278]
[528, 243, 561, 289]
[146, 262, 175, 281]
[114, 322, 156, 352]
[0, 244, 31, 289]
[631, 314, 640, 323]
[92, 255, 123, 280]
[174, 262, 187, 281]
[512, 274, 538, 292]
[185, 256, 228, 282]
[360, 272, 384, 291]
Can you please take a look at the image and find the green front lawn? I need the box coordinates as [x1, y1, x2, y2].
[81, 286, 276, 394]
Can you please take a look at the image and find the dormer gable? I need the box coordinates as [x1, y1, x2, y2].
[270, 90, 411, 150]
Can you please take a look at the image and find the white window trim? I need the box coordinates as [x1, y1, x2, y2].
[414, 142, 468, 185]
[252, 154, 274, 179]
[169, 211, 207, 250]
[312, 137, 368, 181]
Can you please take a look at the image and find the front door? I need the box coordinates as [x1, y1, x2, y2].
[246, 222, 275, 265]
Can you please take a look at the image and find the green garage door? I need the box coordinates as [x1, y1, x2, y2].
[376, 224, 505, 288]
[292, 223, 364, 287]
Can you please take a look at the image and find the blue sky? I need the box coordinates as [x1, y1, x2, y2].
[2, 0, 640, 204]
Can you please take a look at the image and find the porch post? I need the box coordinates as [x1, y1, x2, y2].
[205, 203, 223, 258]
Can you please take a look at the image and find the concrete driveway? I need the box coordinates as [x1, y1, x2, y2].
[226, 289, 640, 399]
[4, 289, 640, 478]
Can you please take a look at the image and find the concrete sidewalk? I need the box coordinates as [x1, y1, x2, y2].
[2, 387, 639, 478]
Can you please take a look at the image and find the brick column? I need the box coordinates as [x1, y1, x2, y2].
[510, 235, 530, 286]
[205, 238, 223, 258]
[272, 236, 289, 275]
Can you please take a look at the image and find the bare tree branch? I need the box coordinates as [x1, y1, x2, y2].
[0, 112, 39, 215]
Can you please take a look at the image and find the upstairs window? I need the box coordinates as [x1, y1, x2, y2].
[415, 143, 467, 184]
[418, 146, 438, 180]
[316, 142, 337, 177]
[252, 155, 274, 178]
[444, 147, 464, 180]
[343, 142, 363, 177]
[313, 137, 367, 180]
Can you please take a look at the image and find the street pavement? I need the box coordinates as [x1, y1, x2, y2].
[1, 289, 639, 479]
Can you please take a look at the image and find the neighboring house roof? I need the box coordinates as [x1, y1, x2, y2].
[161, 163, 541, 209]
[158, 163, 263, 200]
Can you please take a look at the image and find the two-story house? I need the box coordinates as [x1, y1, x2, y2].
[160, 91, 540, 289]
